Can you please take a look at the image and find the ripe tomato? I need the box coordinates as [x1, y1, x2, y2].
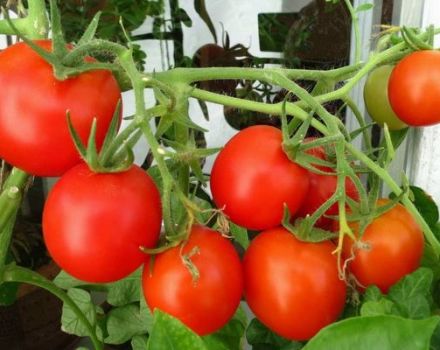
[296, 139, 359, 229]
[0, 40, 121, 176]
[43, 164, 162, 283]
[243, 227, 346, 341]
[388, 50, 440, 126]
[342, 199, 424, 293]
[364, 65, 407, 130]
[142, 225, 243, 335]
[210, 125, 309, 230]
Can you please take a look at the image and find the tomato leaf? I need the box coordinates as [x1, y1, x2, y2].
[409, 186, 439, 228]
[302, 315, 440, 350]
[388, 267, 433, 319]
[104, 303, 150, 344]
[0, 281, 18, 306]
[53, 270, 86, 289]
[131, 334, 149, 350]
[202, 307, 247, 350]
[178, 8, 192, 27]
[230, 223, 249, 250]
[106, 268, 142, 306]
[360, 298, 395, 317]
[61, 288, 103, 340]
[147, 309, 208, 350]
[246, 318, 302, 349]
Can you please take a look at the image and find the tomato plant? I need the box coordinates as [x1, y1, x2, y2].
[342, 199, 424, 293]
[42, 163, 162, 283]
[296, 139, 359, 229]
[364, 65, 407, 130]
[210, 125, 309, 230]
[142, 225, 243, 335]
[388, 50, 440, 127]
[243, 227, 347, 341]
[0, 40, 121, 177]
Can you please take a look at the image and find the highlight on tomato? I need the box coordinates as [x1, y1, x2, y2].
[243, 227, 347, 341]
[0, 40, 121, 177]
[342, 199, 424, 293]
[43, 163, 162, 283]
[388, 50, 440, 127]
[142, 225, 243, 336]
[210, 125, 309, 230]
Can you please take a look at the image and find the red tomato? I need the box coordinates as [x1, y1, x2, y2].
[296, 140, 359, 229]
[210, 125, 309, 230]
[388, 50, 440, 126]
[342, 199, 424, 293]
[243, 227, 346, 340]
[43, 164, 162, 283]
[142, 225, 243, 335]
[0, 40, 121, 176]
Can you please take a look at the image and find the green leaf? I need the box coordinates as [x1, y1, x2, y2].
[106, 268, 142, 306]
[147, 310, 208, 350]
[61, 288, 103, 339]
[140, 295, 154, 333]
[363, 285, 384, 302]
[230, 223, 249, 250]
[131, 334, 149, 350]
[246, 318, 291, 348]
[302, 315, 440, 350]
[54, 270, 87, 289]
[356, 3, 374, 12]
[203, 307, 247, 350]
[0, 281, 18, 306]
[360, 299, 395, 317]
[409, 186, 439, 228]
[105, 303, 150, 344]
[388, 267, 433, 319]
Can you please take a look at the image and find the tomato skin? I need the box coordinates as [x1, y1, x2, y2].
[210, 125, 309, 230]
[0, 40, 121, 176]
[142, 225, 243, 335]
[342, 199, 424, 293]
[43, 164, 162, 283]
[388, 50, 440, 126]
[243, 227, 346, 341]
[364, 65, 407, 130]
[296, 140, 358, 229]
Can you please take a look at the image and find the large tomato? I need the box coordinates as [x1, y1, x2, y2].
[210, 125, 309, 230]
[364, 65, 407, 130]
[142, 225, 243, 336]
[342, 199, 424, 293]
[43, 164, 162, 283]
[296, 139, 359, 229]
[0, 40, 121, 176]
[388, 50, 440, 126]
[243, 227, 346, 341]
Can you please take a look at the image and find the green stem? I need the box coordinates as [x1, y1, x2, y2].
[0, 0, 48, 38]
[344, 0, 361, 64]
[1, 265, 103, 350]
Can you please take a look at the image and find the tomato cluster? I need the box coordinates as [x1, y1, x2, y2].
[1, 39, 427, 342]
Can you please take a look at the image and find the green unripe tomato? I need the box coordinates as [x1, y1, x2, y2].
[363, 65, 407, 130]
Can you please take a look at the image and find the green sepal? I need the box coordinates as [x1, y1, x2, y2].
[67, 112, 88, 159]
[98, 100, 122, 162]
[48, 0, 68, 59]
[349, 122, 375, 140]
[282, 114, 312, 161]
[78, 11, 102, 46]
[85, 118, 100, 168]
[282, 206, 337, 243]
[402, 26, 433, 51]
